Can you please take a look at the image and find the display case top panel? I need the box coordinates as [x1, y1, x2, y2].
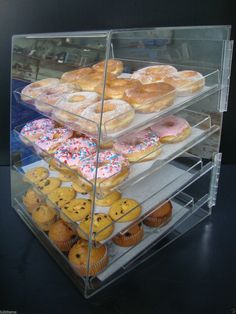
[11, 26, 231, 142]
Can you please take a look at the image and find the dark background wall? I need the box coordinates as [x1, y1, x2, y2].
[0, 0, 235, 165]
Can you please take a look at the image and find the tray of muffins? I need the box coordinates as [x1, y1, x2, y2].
[12, 149, 202, 253]
[13, 107, 219, 197]
[14, 174, 194, 280]
[13, 59, 220, 142]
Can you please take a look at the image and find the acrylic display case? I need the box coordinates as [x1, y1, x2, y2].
[10, 26, 233, 298]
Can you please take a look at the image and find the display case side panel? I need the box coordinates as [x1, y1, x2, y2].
[219, 40, 234, 112]
[85, 31, 113, 296]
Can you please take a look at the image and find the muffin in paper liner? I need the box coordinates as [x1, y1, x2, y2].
[144, 201, 172, 228]
[22, 188, 43, 214]
[32, 204, 58, 231]
[52, 234, 78, 252]
[49, 219, 77, 252]
[112, 223, 144, 247]
[68, 239, 109, 276]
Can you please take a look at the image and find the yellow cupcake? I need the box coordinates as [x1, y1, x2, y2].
[61, 198, 92, 222]
[48, 187, 76, 207]
[77, 213, 114, 242]
[36, 177, 61, 194]
[109, 198, 142, 222]
[32, 204, 57, 231]
[93, 191, 121, 207]
[24, 167, 49, 184]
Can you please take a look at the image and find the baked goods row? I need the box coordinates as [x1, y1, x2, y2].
[23, 163, 174, 240]
[22, 184, 173, 276]
[19, 59, 205, 134]
[19, 115, 192, 191]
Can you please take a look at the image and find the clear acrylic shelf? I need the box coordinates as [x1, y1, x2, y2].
[12, 150, 212, 243]
[12, 180, 213, 286]
[13, 69, 219, 142]
[14, 109, 220, 197]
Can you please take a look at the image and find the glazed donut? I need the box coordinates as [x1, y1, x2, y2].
[61, 67, 94, 82]
[95, 78, 142, 99]
[53, 91, 100, 125]
[151, 115, 191, 143]
[123, 82, 176, 113]
[54, 137, 97, 169]
[78, 150, 129, 191]
[75, 71, 116, 91]
[34, 82, 78, 113]
[20, 118, 56, 144]
[21, 78, 60, 104]
[92, 59, 123, 75]
[131, 65, 177, 84]
[163, 70, 205, 96]
[80, 99, 135, 134]
[35, 127, 73, 154]
[113, 129, 161, 162]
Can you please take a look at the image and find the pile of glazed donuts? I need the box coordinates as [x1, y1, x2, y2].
[21, 59, 205, 134]
[20, 113, 192, 192]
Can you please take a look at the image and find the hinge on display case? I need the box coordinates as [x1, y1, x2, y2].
[208, 153, 222, 208]
[219, 40, 234, 112]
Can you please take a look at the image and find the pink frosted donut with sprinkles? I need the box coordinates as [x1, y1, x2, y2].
[35, 127, 73, 154]
[113, 129, 161, 162]
[20, 118, 56, 144]
[78, 150, 130, 190]
[54, 137, 97, 169]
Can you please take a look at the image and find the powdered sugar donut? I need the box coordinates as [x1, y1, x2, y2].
[34, 82, 77, 113]
[78, 150, 129, 191]
[21, 78, 60, 104]
[151, 115, 191, 143]
[53, 92, 100, 124]
[80, 99, 135, 134]
[163, 70, 205, 96]
[35, 128, 73, 154]
[20, 118, 56, 144]
[113, 129, 161, 162]
[54, 137, 97, 169]
[131, 65, 177, 84]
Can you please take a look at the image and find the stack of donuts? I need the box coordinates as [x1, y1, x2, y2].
[21, 59, 205, 135]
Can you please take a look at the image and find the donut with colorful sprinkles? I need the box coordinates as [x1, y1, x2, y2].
[54, 137, 97, 169]
[113, 129, 161, 162]
[78, 150, 130, 192]
[34, 127, 73, 155]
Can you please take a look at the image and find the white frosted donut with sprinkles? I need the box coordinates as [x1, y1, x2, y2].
[35, 127, 73, 154]
[78, 150, 129, 191]
[113, 129, 161, 162]
[151, 115, 191, 143]
[21, 78, 60, 104]
[54, 137, 97, 169]
[20, 118, 56, 144]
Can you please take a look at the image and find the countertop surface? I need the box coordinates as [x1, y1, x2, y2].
[0, 165, 236, 314]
